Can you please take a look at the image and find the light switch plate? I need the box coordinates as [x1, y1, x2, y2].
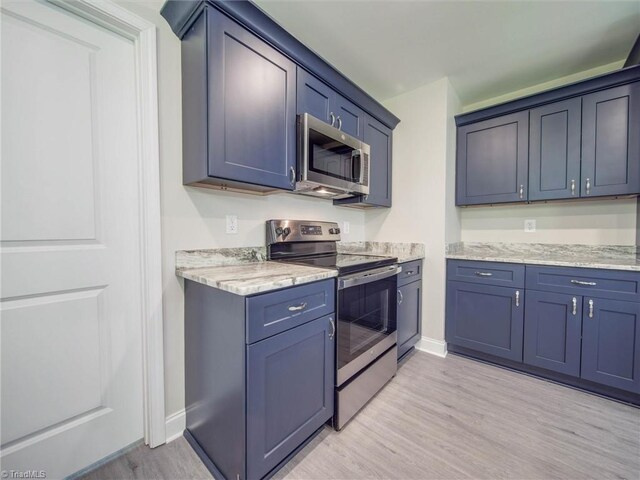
[343, 221, 350, 234]
[226, 215, 238, 234]
[524, 219, 536, 233]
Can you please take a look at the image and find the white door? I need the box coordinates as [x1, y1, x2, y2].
[1, 1, 144, 477]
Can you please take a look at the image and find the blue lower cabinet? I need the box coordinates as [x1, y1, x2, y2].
[524, 291, 582, 376]
[397, 279, 422, 359]
[247, 315, 335, 479]
[581, 297, 640, 394]
[446, 281, 524, 362]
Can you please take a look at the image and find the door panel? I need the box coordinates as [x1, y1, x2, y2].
[529, 98, 582, 201]
[457, 111, 529, 205]
[581, 82, 640, 197]
[581, 298, 640, 393]
[524, 291, 582, 376]
[446, 281, 524, 361]
[246, 315, 334, 480]
[1, 1, 143, 477]
[335, 95, 365, 140]
[397, 280, 421, 359]
[208, 9, 296, 190]
[296, 67, 334, 125]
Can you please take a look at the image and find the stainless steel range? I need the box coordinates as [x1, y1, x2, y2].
[266, 220, 399, 430]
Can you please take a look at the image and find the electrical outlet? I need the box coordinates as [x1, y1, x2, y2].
[226, 215, 238, 234]
[524, 219, 536, 233]
[342, 221, 350, 234]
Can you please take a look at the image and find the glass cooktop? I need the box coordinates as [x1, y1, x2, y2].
[276, 253, 397, 275]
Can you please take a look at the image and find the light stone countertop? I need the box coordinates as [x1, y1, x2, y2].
[338, 241, 425, 263]
[176, 241, 425, 295]
[177, 262, 337, 296]
[445, 242, 640, 272]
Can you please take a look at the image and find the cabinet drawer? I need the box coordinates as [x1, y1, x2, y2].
[398, 260, 423, 286]
[246, 279, 335, 343]
[526, 266, 640, 302]
[447, 260, 525, 288]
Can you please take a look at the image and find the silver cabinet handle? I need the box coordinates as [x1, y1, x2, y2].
[289, 166, 296, 186]
[329, 317, 335, 339]
[585, 178, 591, 195]
[398, 289, 403, 305]
[519, 184, 524, 199]
[572, 297, 577, 315]
[571, 179, 576, 196]
[588, 299, 594, 318]
[406, 270, 414, 275]
[336, 116, 342, 130]
[475, 271, 493, 277]
[571, 279, 597, 286]
[515, 290, 520, 307]
[329, 112, 336, 127]
[288, 302, 307, 312]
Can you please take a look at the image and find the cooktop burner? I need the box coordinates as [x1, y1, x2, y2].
[276, 253, 397, 275]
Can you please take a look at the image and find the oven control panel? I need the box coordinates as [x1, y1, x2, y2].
[266, 219, 341, 244]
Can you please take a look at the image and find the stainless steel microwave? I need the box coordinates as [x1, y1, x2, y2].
[295, 113, 370, 199]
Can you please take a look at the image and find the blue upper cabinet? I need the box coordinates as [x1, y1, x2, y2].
[456, 112, 529, 205]
[456, 66, 640, 206]
[581, 82, 640, 197]
[296, 68, 335, 125]
[297, 68, 364, 140]
[528, 98, 582, 201]
[581, 297, 640, 394]
[162, 1, 400, 195]
[335, 114, 393, 208]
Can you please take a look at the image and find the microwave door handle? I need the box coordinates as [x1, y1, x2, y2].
[351, 148, 363, 184]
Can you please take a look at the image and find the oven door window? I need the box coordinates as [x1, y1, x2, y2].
[337, 276, 397, 370]
[308, 128, 361, 183]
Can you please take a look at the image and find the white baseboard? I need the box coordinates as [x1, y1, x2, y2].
[415, 336, 448, 358]
[165, 409, 185, 444]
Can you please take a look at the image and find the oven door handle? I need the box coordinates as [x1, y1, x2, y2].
[338, 265, 402, 290]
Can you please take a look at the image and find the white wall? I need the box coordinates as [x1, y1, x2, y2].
[116, 0, 366, 419]
[365, 78, 460, 342]
[460, 200, 637, 245]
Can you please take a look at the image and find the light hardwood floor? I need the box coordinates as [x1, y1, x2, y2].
[81, 351, 640, 480]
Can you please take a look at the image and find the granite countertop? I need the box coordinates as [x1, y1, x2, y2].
[178, 262, 337, 296]
[446, 242, 640, 272]
[176, 241, 425, 295]
[338, 241, 425, 263]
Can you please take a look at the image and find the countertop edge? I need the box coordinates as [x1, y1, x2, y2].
[445, 254, 640, 272]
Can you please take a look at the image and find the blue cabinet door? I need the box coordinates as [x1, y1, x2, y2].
[446, 281, 524, 361]
[581, 82, 640, 197]
[528, 98, 582, 201]
[334, 114, 392, 208]
[397, 279, 421, 359]
[207, 8, 296, 190]
[334, 95, 364, 140]
[246, 314, 334, 479]
[581, 297, 640, 393]
[524, 291, 582, 376]
[456, 111, 529, 205]
[296, 67, 335, 125]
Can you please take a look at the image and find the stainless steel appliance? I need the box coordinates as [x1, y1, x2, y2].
[295, 113, 370, 199]
[266, 219, 399, 430]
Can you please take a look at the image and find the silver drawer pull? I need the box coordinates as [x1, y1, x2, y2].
[397, 289, 403, 305]
[571, 179, 576, 196]
[329, 317, 335, 339]
[572, 297, 577, 315]
[588, 299, 594, 318]
[570, 280, 597, 287]
[475, 271, 493, 277]
[288, 302, 307, 312]
[515, 290, 520, 307]
[406, 270, 415, 275]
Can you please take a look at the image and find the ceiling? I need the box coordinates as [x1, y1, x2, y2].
[255, 1, 640, 106]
